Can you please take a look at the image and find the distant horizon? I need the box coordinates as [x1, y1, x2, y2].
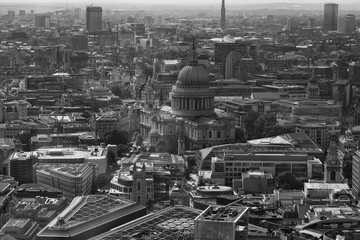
[2, 0, 360, 6]
[2, 0, 360, 12]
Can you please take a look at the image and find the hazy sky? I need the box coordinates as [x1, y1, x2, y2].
[2, 0, 359, 4]
[2, 0, 360, 10]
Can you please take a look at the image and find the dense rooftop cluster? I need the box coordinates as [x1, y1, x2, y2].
[1, 1, 360, 240]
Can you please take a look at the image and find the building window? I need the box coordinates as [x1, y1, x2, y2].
[209, 131, 212, 139]
[137, 196, 140, 202]
[331, 171, 336, 181]
[137, 182, 141, 191]
[217, 131, 221, 139]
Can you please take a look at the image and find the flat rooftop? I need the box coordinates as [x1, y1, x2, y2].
[36, 163, 92, 177]
[122, 152, 184, 166]
[89, 206, 202, 240]
[2, 218, 30, 229]
[16, 183, 63, 194]
[45, 195, 134, 229]
[10, 151, 33, 160]
[195, 205, 249, 223]
[36, 147, 105, 160]
[305, 183, 350, 190]
[0, 138, 15, 148]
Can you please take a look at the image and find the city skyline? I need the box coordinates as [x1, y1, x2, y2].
[2, 0, 360, 6]
[0, 0, 360, 239]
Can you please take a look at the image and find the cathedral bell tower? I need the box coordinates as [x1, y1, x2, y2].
[132, 163, 147, 205]
[324, 132, 342, 183]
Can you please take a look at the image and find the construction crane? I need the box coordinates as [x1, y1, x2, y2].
[107, 21, 115, 46]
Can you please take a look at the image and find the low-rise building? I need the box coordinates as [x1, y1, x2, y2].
[0, 218, 39, 240]
[8, 151, 36, 185]
[35, 146, 107, 174]
[0, 100, 29, 123]
[6, 146, 108, 185]
[120, 152, 186, 183]
[194, 205, 249, 240]
[0, 138, 15, 175]
[0, 120, 51, 139]
[35, 163, 95, 199]
[12, 196, 68, 228]
[31, 132, 97, 149]
[304, 182, 351, 205]
[235, 171, 277, 194]
[36, 195, 146, 240]
[90, 206, 202, 240]
[110, 162, 170, 205]
[189, 185, 235, 209]
[195, 132, 324, 186]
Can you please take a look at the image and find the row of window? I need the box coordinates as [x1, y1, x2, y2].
[225, 162, 305, 168]
[111, 183, 133, 193]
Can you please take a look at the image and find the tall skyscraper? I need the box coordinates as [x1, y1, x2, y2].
[34, 14, 50, 28]
[220, 0, 225, 29]
[74, 8, 82, 20]
[309, 18, 315, 28]
[86, 6, 103, 32]
[287, 17, 300, 31]
[323, 3, 338, 32]
[337, 16, 346, 33]
[345, 14, 355, 34]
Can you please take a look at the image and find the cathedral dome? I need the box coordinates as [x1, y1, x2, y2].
[176, 65, 209, 85]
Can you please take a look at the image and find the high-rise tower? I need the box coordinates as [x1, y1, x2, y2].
[221, 0, 225, 29]
[323, 3, 338, 32]
[86, 6, 103, 33]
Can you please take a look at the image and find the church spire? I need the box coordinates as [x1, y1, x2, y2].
[324, 128, 342, 183]
[189, 38, 198, 66]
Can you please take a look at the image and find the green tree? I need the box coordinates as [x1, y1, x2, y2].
[110, 86, 132, 99]
[277, 171, 302, 190]
[254, 113, 277, 139]
[263, 125, 295, 138]
[132, 131, 139, 142]
[235, 128, 247, 142]
[95, 175, 108, 189]
[146, 198, 154, 211]
[105, 130, 129, 145]
[185, 167, 191, 180]
[135, 134, 144, 147]
[148, 146, 156, 153]
[245, 111, 259, 140]
[342, 153, 353, 186]
[117, 144, 129, 157]
[81, 110, 91, 118]
[107, 150, 117, 167]
[156, 139, 167, 152]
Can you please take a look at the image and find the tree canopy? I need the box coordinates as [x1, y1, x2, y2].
[277, 171, 303, 190]
[342, 153, 353, 187]
[111, 86, 132, 99]
[156, 139, 167, 152]
[135, 134, 144, 147]
[104, 130, 129, 145]
[235, 128, 247, 143]
[245, 111, 294, 140]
